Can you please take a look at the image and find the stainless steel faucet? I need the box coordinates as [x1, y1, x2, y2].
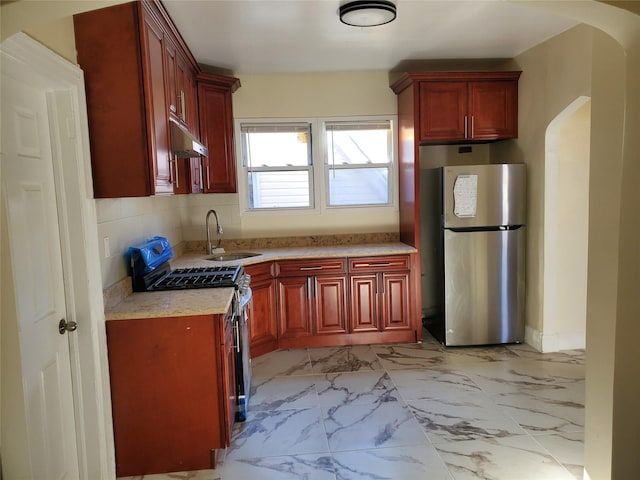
[205, 209, 223, 254]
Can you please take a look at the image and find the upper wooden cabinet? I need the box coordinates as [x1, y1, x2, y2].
[196, 72, 241, 193]
[391, 71, 521, 144]
[74, 0, 200, 198]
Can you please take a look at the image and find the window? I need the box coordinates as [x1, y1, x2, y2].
[240, 123, 313, 209]
[325, 120, 392, 206]
[237, 116, 395, 212]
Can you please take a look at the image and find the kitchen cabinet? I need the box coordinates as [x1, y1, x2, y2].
[74, 0, 201, 198]
[349, 255, 411, 333]
[276, 258, 348, 347]
[197, 72, 241, 193]
[105, 309, 235, 477]
[244, 262, 278, 358]
[392, 71, 520, 144]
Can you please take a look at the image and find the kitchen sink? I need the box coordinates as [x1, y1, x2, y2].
[205, 252, 261, 262]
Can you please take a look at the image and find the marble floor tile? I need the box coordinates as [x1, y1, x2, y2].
[222, 454, 336, 480]
[250, 375, 320, 411]
[373, 343, 448, 370]
[332, 445, 453, 480]
[227, 408, 329, 460]
[314, 371, 399, 407]
[491, 389, 584, 434]
[323, 399, 427, 452]
[388, 367, 483, 401]
[531, 431, 585, 479]
[309, 345, 383, 373]
[251, 348, 313, 381]
[435, 435, 577, 480]
[406, 388, 527, 444]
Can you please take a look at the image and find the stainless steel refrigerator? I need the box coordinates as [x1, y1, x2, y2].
[422, 163, 526, 346]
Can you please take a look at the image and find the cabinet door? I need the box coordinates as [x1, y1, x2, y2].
[277, 276, 313, 338]
[419, 81, 467, 142]
[198, 83, 237, 193]
[314, 275, 348, 335]
[141, 14, 172, 194]
[380, 272, 411, 331]
[468, 80, 518, 140]
[106, 315, 222, 477]
[222, 311, 236, 444]
[247, 279, 278, 357]
[163, 37, 178, 117]
[350, 274, 379, 333]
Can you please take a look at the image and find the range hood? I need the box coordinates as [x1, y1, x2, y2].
[169, 119, 208, 158]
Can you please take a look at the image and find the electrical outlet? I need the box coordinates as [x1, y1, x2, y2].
[103, 237, 111, 258]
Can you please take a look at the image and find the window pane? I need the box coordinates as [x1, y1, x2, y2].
[328, 168, 389, 206]
[249, 171, 311, 208]
[243, 125, 311, 168]
[326, 121, 391, 166]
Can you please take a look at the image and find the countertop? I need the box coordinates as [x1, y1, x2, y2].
[105, 242, 417, 321]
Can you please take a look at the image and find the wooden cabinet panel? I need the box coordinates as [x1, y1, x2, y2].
[380, 272, 410, 330]
[277, 276, 313, 339]
[419, 81, 467, 142]
[468, 81, 518, 140]
[197, 73, 241, 193]
[277, 258, 347, 277]
[350, 274, 379, 333]
[314, 276, 348, 335]
[106, 314, 227, 477]
[245, 262, 278, 357]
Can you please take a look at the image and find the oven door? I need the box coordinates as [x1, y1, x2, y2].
[234, 287, 252, 421]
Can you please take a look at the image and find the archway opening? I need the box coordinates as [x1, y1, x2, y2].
[542, 96, 591, 352]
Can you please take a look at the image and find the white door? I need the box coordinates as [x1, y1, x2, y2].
[2, 72, 80, 478]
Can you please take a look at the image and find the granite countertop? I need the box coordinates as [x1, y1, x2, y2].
[105, 242, 417, 321]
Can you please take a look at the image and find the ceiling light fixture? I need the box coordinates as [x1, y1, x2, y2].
[339, 0, 397, 27]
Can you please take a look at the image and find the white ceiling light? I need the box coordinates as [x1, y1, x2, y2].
[339, 0, 397, 27]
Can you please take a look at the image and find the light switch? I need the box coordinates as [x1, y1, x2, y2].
[103, 237, 111, 258]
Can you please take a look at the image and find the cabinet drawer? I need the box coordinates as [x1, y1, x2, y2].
[348, 255, 410, 273]
[245, 261, 275, 283]
[276, 258, 347, 277]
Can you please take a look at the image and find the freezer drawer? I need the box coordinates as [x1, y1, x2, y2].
[443, 227, 525, 346]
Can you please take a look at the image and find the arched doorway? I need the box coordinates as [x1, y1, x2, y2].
[542, 97, 591, 352]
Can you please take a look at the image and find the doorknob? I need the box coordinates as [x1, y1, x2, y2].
[58, 318, 78, 335]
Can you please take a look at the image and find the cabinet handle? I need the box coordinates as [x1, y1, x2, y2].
[234, 321, 240, 353]
[206, 158, 211, 190]
[464, 115, 468, 139]
[199, 157, 204, 191]
[300, 266, 324, 271]
[180, 90, 186, 121]
[471, 115, 475, 139]
[173, 157, 180, 189]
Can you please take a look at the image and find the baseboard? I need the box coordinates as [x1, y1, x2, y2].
[525, 326, 586, 353]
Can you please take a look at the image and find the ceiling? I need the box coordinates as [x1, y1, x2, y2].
[162, 0, 579, 75]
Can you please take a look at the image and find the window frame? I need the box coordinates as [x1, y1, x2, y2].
[235, 115, 398, 216]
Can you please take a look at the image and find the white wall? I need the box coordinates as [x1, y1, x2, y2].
[96, 196, 184, 288]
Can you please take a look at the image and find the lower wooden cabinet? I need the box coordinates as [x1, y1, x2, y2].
[244, 262, 278, 358]
[106, 309, 235, 477]
[349, 256, 411, 333]
[276, 259, 348, 345]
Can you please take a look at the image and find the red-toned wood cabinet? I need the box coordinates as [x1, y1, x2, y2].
[244, 262, 278, 357]
[349, 255, 412, 333]
[74, 0, 202, 198]
[392, 71, 520, 144]
[197, 72, 241, 193]
[276, 258, 348, 346]
[105, 309, 235, 477]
